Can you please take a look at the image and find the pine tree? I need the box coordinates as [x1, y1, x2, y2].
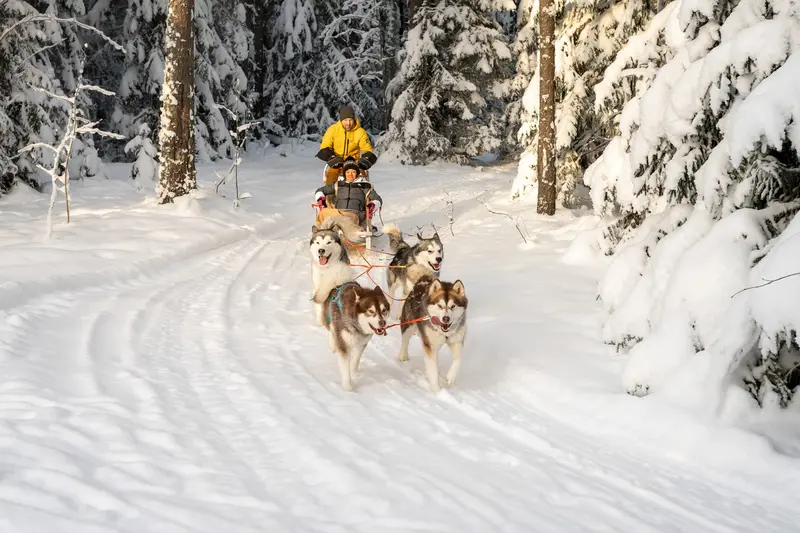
[511, 1, 657, 207]
[262, 0, 316, 137]
[156, 0, 195, 203]
[0, 1, 71, 194]
[316, 0, 385, 132]
[125, 123, 159, 182]
[384, 0, 513, 164]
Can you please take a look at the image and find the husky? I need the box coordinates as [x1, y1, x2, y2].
[326, 282, 390, 391]
[398, 275, 468, 392]
[382, 224, 444, 317]
[309, 222, 353, 327]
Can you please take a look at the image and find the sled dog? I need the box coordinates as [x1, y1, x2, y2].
[398, 275, 467, 392]
[309, 222, 353, 326]
[326, 282, 390, 391]
[382, 224, 444, 316]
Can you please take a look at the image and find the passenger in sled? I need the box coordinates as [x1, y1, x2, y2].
[313, 157, 383, 234]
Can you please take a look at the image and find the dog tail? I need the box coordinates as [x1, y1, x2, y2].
[383, 223, 407, 253]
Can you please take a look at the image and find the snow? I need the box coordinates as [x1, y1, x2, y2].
[2, 147, 800, 531]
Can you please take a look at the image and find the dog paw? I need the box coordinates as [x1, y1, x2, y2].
[446, 373, 457, 387]
[398, 351, 409, 362]
[341, 382, 354, 392]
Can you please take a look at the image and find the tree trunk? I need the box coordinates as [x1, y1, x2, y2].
[157, 0, 196, 204]
[249, 0, 268, 121]
[536, 0, 557, 216]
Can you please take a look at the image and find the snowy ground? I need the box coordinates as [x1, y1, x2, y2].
[2, 145, 800, 532]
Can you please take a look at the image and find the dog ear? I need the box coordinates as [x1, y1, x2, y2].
[428, 278, 443, 296]
[311, 226, 319, 235]
[416, 232, 424, 241]
[451, 280, 465, 297]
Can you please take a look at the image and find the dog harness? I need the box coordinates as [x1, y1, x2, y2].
[327, 282, 359, 325]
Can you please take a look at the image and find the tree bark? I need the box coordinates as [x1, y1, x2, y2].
[157, 0, 196, 204]
[536, 0, 557, 216]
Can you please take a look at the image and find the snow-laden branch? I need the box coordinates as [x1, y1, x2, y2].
[0, 13, 124, 53]
[731, 272, 800, 298]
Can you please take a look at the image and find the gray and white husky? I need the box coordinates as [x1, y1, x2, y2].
[398, 275, 468, 392]
[382, 224, 444, 317]
[309, 222, 353, 327]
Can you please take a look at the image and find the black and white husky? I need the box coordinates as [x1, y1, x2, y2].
[309, 222, 353, 327]
[382, 224, 444, 317]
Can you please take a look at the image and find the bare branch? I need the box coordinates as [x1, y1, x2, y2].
[0, 13, 124, 53]
[442, 191, 455, 236]
[731, 272, 800, 298]
[475, 197, 529, 244]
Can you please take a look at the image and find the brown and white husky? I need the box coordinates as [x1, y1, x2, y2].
[326, 282, 390, 391]
[397, 276, 468, 392]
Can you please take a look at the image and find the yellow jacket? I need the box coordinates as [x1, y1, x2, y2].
[319, 118, 373, 161]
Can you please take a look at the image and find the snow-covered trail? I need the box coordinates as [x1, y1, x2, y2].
[2, 149, 800, 532]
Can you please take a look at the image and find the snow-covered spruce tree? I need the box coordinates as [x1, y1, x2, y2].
[583, 0, 800, 410]
[263, 0, 319, 138]
[111, 0, 167, 156]
[316, 0, 386, 133]
[383, 0, 514, 165]
[194, 0, 251, 160]
[111, 0, 251, 162]
[156, 0, 195, 203]
[0, 1, 73, 194]
[502, 0, 537, 157]
[125, 123, 158, 182]
[511, 0, 657, 207]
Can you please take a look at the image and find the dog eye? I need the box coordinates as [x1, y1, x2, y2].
[448, 303, 455, 309]
[437, 302, 445, 309]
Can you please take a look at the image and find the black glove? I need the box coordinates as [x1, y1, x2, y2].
[327, 155, 344, 168]
[358, 151, 377, 170]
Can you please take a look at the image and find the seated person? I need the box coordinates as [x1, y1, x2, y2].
[314, 158, 382, 230]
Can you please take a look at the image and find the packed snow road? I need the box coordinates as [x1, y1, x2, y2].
[1, 149, 799, 532]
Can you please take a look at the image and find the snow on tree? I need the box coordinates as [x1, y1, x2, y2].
[194, 0, 251, 160]
[0, 1, 116, 194]
[109, 0, 251, 162]
[583, 0, 800, 411]
[156, 0, 195, 204]
[112, 0, 168, 150]
[125, 123, 159, 182]
[511, 1, 657, 207]
[262, 0, 317, 138]
[502, 0, 537, 156]
[536, 0, 555, 215]
[383, 0, 514, 165]
[316, 0, 386, 132]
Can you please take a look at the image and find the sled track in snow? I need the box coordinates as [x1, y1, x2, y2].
[2, 212, 800, 531]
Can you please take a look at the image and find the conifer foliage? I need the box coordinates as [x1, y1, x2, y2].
[383, 0, 514, 165]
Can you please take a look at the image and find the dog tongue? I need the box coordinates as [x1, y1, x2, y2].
[319, 256, 329, 265]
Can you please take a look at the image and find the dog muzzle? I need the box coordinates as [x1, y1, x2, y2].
[430, 316, 451, 332]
